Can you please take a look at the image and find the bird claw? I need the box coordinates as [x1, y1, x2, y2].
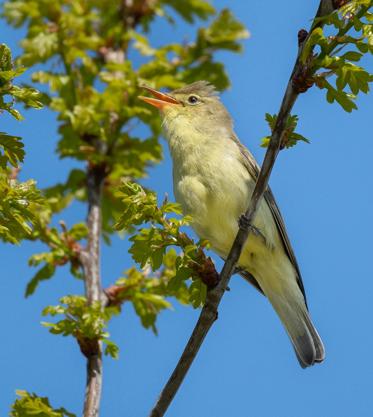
[238, 214, 271, 248]
[234, 266, 245, 274]
[238, 214, 262, 237]
[238, 214, 251, 231]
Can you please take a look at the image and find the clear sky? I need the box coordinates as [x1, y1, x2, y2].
[1, 1, 373, 416]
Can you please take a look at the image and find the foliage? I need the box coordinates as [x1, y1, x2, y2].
[1, 0, 248, 252]
[115, 182, 218, 308]
[261, 114, 310, 149]
[0, 44, 42, 118]
[0, 176, 43, 243]
[10, 390, 76, 417]
[0, 43, 43, 243]
[42, 295, 120, 358]
[111, 260, 187, 333]
[305, 1, 373, 112]
[0, 0, 245, 299]
[2, 0, 246, 411]
[26, 221, 87, 296]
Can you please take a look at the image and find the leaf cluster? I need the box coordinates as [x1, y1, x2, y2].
[0, 2, 242, 361]
[42, 295, 120, 358]
[10, 390, 76, 417]
[0, 43, 42, 118]
[0, 176, 43, 243]
[115, 182, 218, 308]
[304, 2, 373, 112]
[25, 222, 88, 296]
[0, 44, 44, 243]
[261, 113, 310, 149]
[1, 0, 248, 248]
[111, 260, 188, 333]
[2, 0, 244, 410]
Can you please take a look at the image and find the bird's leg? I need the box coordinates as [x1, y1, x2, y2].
[233, 266, 245, 274]
[238, 214, 270, 247]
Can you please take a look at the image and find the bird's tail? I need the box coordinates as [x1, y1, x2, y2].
[261, 282, 325, 368]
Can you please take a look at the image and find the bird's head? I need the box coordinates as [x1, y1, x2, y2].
[139, 81, 233, 140]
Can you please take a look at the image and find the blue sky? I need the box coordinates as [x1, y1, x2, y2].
[1, 1, 373, 416]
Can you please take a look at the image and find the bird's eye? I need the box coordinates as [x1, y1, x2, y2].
[187, 95, 199, 105]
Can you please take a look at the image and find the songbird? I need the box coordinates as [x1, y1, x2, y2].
[139, 81, 324, 368]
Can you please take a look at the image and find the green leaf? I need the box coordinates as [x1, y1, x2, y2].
[301, 27, 326, 63]
[10, 390, 76, 417]
[341, 51, 364, 61]
[161, 0, 215, 23]
[10, 85, 43, 109]
[68, 222, 88, 240]
[189, 279, 207, 308]
[316, 76, 358, 112]
[201, 8, 249, 51]
[0, 43, 12, 72]
[25, 264, 56, 297]
[168, 267, 192, 291]
[132, 292, 171, 333]
[261, 113, 310, 148]
[0, 133, 25, 168]
[151, 247, 166, 270]
[103, 339, 120, 359]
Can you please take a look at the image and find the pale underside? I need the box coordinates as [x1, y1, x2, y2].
[168, 124, 304, 303]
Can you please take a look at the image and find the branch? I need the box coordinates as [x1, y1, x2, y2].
[80, 163, 105, 417]
[76, 10, 133, 413]
[79, 13, 132, 414]
[148, 1, 343, 416]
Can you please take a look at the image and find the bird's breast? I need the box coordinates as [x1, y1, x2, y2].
[171, 136, 255, 256]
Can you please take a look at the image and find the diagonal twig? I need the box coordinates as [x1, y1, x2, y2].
[148, 1, 342, 416]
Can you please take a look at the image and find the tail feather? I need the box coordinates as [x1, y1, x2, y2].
[264, 288, 325, 368]
[301, 309, 325, 363]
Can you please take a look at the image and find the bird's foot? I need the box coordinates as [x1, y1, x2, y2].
[238, 214, 263, 238]
[238, 213, 251, 231]
[234, 266, 245, 274]
[238, 214, 271, 248]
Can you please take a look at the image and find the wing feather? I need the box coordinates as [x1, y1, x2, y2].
[231, 135, 307, 306]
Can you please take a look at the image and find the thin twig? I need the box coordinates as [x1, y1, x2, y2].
[149, 1, 341, 416]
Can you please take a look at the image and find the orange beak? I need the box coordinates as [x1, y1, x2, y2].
[138, 86, 179, 109]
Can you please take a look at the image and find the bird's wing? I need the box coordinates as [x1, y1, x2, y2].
[231, 135, 307, 305]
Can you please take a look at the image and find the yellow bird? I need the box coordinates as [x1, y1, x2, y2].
[139, 81, 325, 368]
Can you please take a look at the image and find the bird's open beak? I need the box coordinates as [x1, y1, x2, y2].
[139, 86, 179, 109]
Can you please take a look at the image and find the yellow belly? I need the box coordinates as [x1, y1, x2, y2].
[173, 161, 281, 276]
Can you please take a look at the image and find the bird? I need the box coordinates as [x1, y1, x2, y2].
[139, 80, 325, 368]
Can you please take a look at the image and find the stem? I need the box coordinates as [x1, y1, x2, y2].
[84, 165, 104, 304]
[148, 1, 342, 416]
[79, 6, 131, 414]
[81, 164, 105, 417]
[83, 355, 103, 417]
[56, 16, 104, 417]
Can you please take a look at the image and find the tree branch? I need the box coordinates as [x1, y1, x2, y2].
[79, 9, 133, 414]
[148, 1, 343, 416]
[80, 163, 105, 417]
